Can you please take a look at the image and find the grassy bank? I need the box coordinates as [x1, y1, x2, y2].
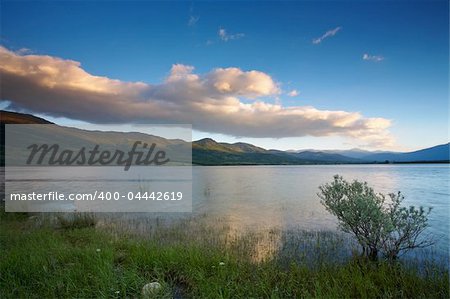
[0, 211, 448, 298]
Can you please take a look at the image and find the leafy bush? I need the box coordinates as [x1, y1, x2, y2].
[382, 192, 433, 260]
[318, 175, 433, 260]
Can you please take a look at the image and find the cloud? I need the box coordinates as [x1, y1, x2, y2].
[363, 53, 384, 62]
[188, 15, 199, 27]
[0, 46, 395, 148]
[312, 26, 342, 44]
[16, 48, 32, 55]
[187, 4, 199, 27]
[218, 27, 245, 41]
[287, 89, 299, 97]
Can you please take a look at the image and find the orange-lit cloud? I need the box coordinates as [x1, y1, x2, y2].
[0, 46, 395, 148]
[287, 89, 299, 97]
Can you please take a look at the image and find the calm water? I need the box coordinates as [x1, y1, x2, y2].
[5, 164, 450, 259]
[190, 165, 449, 257]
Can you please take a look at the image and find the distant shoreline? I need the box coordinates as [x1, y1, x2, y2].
[0, 161, 448, 167]
[192, 161, 450, 166]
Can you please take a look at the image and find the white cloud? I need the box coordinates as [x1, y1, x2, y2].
[188, 4, 199, 27]
[363, 53, 384, 62]
[312, 26, 342, 44]
[16, 48, 32, 55]
[188, 15, 199, 27]
[0, 46, 395, 148]
[218, 27, 245, 41]
[287, 89, 299, 97]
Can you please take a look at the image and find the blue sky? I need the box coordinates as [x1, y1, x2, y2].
[1, 0, 448, 151]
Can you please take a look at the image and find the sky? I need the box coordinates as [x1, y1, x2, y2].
[0, 0, 448, 151]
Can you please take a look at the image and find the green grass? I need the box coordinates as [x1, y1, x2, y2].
[56, 213, 97, 230]
[0, 210, 448, 298]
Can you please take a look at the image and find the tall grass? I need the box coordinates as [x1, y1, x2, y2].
[1, 209, 448, 298]
[56, 212, 97, 229]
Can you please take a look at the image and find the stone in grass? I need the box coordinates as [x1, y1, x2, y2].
[142, 282, 162, 297]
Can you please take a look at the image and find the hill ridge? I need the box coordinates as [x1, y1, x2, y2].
[1, 110, 449, 165]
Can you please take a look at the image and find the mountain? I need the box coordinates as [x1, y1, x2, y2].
[1, 110, 448, 165]
[319, 149, 395, 159]
[362, 143, 449, 163]
[1, 111, 190, 166]
[192, 139, 448, 165]
[1, 110, 53, 152]
[193, 138, 312, 165]
[193, 138, 266, 153]
[0, 111, 54, 125]
[287, 151, 361, 163]
[287, 148, 396, 159]
[1, 111, 55, 166]
[192, 138, 365, 165]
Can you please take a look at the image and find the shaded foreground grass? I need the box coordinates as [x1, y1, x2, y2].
[0, 211, 448, 298]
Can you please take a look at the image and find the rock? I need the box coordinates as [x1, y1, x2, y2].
[142, 282, 162, 297]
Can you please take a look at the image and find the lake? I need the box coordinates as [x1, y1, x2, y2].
[190, 165, 449, 258]
[4, 164, 449, 261]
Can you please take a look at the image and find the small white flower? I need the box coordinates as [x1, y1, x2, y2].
[115, 290, 120, 294]
[219, 262, 225, 266]
[96, 248, 101, 252]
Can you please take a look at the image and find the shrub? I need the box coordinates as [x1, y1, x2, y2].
[318, 175, 433, 260]
[382, 191, 433, 260]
